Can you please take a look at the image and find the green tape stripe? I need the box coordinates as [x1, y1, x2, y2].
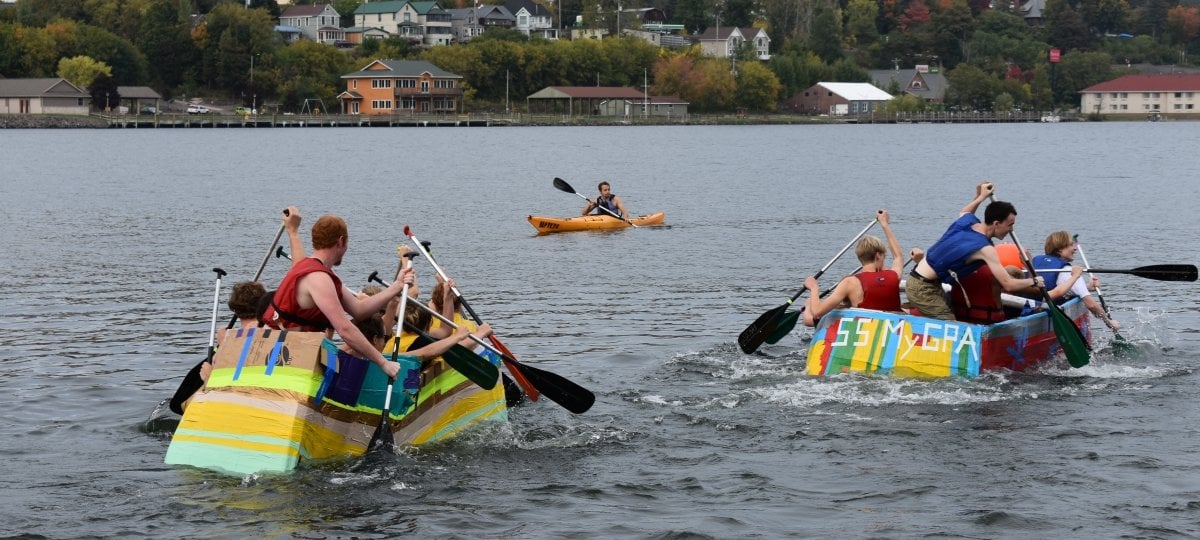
[206, 367, 322, 395]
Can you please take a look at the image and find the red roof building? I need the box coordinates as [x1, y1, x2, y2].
[1080, 74, 1200, 118]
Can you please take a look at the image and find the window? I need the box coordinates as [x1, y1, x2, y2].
[421, 81, 429, 93]
[1110, 104, 1118, 110]
[1174, 104, 1182, 109]
[398, 79, 415, 88]
[400, 98, 414, 109]
[372, 79, 392, 89]
[1175, 92, 1182, 98]
[404, 12, 411, 22]
[518, 14, 528, 26]
[1120, 104, 1127, 110]
[371, 100, 393, 109]
[352, 102, 360, 114]
[1110, 92, 1118, 98]
[1120, 92, 1127, 98]
[1152, 104, 1160, 110]
[1152, 92, 1160, 98]
[1188, 104, 1195, 110]
[435, 80, 455, 89]
[1143, 92, 1150, 98]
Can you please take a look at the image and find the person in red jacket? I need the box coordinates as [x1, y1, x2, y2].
[803, 209, 910, 326]
[263, 212, 467, 380]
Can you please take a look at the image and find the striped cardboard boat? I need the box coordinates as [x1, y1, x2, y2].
[164, 326, 506, 475]
[806, 297, 1090, 378]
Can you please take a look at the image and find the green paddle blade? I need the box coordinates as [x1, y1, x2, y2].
[1046, 301, 1090, 368]
[764, 311, 800, 344]
[402, 323, 499, 390]
[738, 303, 788, 353]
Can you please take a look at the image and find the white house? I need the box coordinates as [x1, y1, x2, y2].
[279, 4, 342, 43]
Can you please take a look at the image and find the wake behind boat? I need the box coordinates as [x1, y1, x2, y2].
[527, 212, 665, 234]
[806, 297, 1090, 378]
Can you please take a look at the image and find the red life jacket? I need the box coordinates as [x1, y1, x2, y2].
[950, 264, 1005, 324]
[854, 270, 902, 312]
[264, 257, 344, 331]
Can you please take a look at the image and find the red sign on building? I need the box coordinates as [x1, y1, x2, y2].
[1049, 48, 1061, 63]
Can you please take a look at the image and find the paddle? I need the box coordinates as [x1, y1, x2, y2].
[403, 226, 596, 414]
[1039, 264, 1197, 282]
[369, 270, 593, 414]
[552, 177, 639, 227]
[225, 209, 289, 331]
[762, 270, 855, 345]
[738, 217, 878, 354]
[1072, 237, 1139, 356]
[367, 252, 417, 453]
[399, 319, 499, 390]
[204, 268, 228, 361]
[1009, 229, 1091, 368]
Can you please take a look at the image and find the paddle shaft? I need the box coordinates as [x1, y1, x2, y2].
[372, 257, 411, 452]
[226, 209, 289, 330]
[786, 218, 879, 304]
[404, 228, 542, 400]
[1074, 239, 1123, 335]
[368, 274, 508, 360]
[205, 268, 227, 362]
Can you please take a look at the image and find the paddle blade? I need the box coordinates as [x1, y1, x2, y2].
[738, 303, 788, 354]
[490, 336, 540, 401]
[366, 402, 394, 453]
[1125, 264, 1197, 282]
[442, 344, 499, 390]
[764, 311, 801, 344]
[553, 177, 577, 194]
[507, 359, 595, 414]
[1046, 301, 1090, 368]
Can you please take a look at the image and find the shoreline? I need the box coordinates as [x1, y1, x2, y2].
[3, 112, 1188, 128]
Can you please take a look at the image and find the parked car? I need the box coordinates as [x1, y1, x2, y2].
[187, 104, 210, 115]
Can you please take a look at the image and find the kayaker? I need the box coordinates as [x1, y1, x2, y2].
[906, 182, 1043, 321]
[1033, 230, 1120, 331]
[262, 212, 467, 380]
[582, 181, 630, 219]
[802, 209, 908, 326]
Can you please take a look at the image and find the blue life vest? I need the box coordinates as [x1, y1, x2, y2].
[925, 214, 991, 282]
[595, 195, 622, 218]
[1032, 254, 1069, 290]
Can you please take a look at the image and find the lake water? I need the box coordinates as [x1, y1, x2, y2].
[1, 123, 1198, 538]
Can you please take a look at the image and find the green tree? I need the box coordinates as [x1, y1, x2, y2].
[931, 0, 973, 67]
[1044, 0, 1093, 52]
[1092, 0, 1131, 36]
[945, 62, 1000, 110]
[138, 0, 199, 90]
[1053, 50, 1112, 106]
[57, 55, 112, 88]
[735, 60, 782, 110]
[992, 91, 1014, 112]
[846, 0, 879, 47]
[809, 5, 843, 62]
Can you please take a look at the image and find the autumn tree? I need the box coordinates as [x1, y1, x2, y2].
[58, 55, 112, 88]
[735, 60, 782, 110]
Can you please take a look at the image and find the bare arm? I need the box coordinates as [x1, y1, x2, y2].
[406, 326, 472, 361]
[284, 206, 305, 268]
[960, 181, 994, 216]
[304, 272, 399, 378]
[803, 276, 854, 326]
[582, 199, 597, 215]
[976, 245, 1042, 293]
[613, 195, 630, 218]
[1046, 266, 1083, 300]
[344, 267, 411, 320]
[877, 210, 904, 276]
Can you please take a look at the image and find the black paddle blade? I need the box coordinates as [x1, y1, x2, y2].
[738, 303, 788, 354]
[367, 409, 394, 453]
[506, 358, 595, 414]
[1121, 264, 1197, 282]
[553, 177, 577, 194]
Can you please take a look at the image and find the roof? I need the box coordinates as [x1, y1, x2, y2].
[815, 82, 893, 101]
[280, 4, 333, 18]
[1080, 74, 1200, 93]
[868, 68, 948, 99]
[408, 1, 444, 14]
[355, 0, 406, 15]
[504, 0, 551, 16]
[342, 59, 462, 79]
[528, 86, 648, 99]
[1020, 0, 1045, 18]
[0, 78, 88, 98]
[116, 86, 162, 99]
[694, 26, 763, 41]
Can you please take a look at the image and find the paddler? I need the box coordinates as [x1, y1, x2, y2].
[905, 182, 1043, 321]
[802, 209, 911, 326]
[582, 181, 630, 219]
[1033, 231, 1120, 331]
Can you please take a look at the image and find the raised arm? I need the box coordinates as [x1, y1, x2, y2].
[284, 206, 305, 267]
[960, 181, 994, 216]
[877, 209, 904, 276]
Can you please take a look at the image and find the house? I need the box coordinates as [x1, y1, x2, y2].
[504, 0, 558, 39]
[787, 82, 893, 115]
[1020, 0, 1045, 27]
[344, 26, 393, 45]
[447, 4, 516, 43]
[353, 0, 453, 46]
[525, 86, 689, 117]
[869, 65, 948, 102]
[279, 4, 342, 43]
[0, 78, 90, 115]
[1079, 74, 1200, 117]
[338, 59, 463, 115]
[275, 24, 303, 44]
[693, 27, 770, 60]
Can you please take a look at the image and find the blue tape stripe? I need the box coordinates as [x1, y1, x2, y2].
[266, 330, 288, 375]
[232, 327, 256, 381]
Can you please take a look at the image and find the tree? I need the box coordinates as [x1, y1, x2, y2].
[1164, 6, 1200, 46]
[735, 61, 782, 110]
[57, 55, 112, 88]
[89, 71, 121, 111]
[1044, 0, 1094, 52]
[1092, 0, 1131, 36]
[809, 5, 843, 62]
[931, 0, 974, 67]
[1054, 50, 1112, 105]
[846, 0, 880, 47]
[945, 63, 1000, 110]
[138, 0, 199, 90]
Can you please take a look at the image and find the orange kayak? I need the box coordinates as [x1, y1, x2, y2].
[527, 212, 665, 234]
